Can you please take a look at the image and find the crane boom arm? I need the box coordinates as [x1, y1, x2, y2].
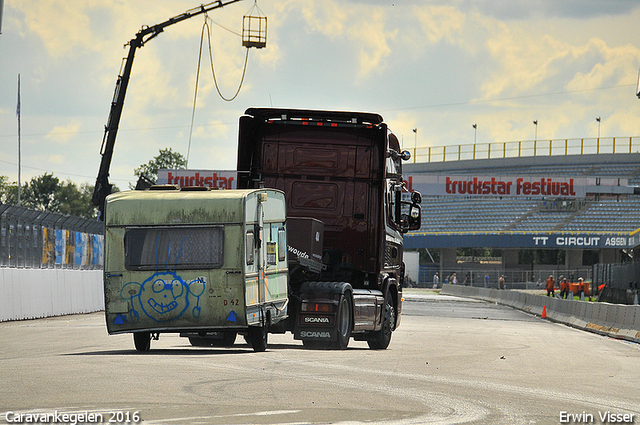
[92, 0, 244, 218]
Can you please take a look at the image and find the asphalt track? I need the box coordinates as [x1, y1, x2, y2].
[1, 290, 639, 425]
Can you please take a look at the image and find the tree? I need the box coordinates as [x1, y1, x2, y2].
[54, 181, 98, 218]
[0, 176, 18, 204]
[134, 148, 187, 184]
[21, 173, 59, 211]
[0, 173, 101, 219]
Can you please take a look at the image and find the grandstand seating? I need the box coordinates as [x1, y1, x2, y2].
[418, 197, 640, 234]
[410, 153, 640, 234]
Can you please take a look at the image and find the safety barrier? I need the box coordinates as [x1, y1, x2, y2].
[414, 136, 640, 163]
[440, 284, 640, 344]
[0, 204, 103, 269]
[0, 268, 103, 322]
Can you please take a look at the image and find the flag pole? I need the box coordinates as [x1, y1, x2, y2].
[17, 74, 21, 205]
[0, 0, 5, 34]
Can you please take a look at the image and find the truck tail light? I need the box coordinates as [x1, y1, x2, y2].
[301, 302, 334, 313]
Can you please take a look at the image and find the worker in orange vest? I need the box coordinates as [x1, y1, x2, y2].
[560, 278, 569, 299]
[546, 275, 555, 297]
[577, 277, 585, 298]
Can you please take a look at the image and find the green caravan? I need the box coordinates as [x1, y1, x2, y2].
[103, 187, 288, 352]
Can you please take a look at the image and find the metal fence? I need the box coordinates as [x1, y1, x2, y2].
[416, 264, 592, 290]
[413, 136, 640, 163]
[0, 204, 104, 269]
[593, 263, 640, 304]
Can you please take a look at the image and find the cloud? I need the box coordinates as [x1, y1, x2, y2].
[47, 154, 65, 164]
[14, 0, 96, 57]
[469, 0, 640, 20]
[347, 9, 396, 79]
[565, 39, 640, 91]
[414, 5, 465, 45]
[296, 1, 348, 37]
[271, 0, 397, 79]
[45, 122, 80, 144]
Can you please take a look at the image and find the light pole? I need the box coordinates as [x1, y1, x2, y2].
[412, 128, 417, 163]
[596, 116, 602, 154]
[472, 124, 477, 159]
[533, 120, 538, 141]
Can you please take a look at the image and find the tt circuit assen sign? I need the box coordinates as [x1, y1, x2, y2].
[405, 233, 640, 250]
[404, 174, 587, 198]
[157, 170, 236, 189]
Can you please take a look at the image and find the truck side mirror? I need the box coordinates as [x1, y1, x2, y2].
[411, 191, 421, 204]
[399, 190, 422, 233]
[407, 204, 421, 231]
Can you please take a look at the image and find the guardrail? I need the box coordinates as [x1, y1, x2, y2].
[413, 136, 640, 163]
[0, 204, 103, 269]
[440, 284, 640, 344]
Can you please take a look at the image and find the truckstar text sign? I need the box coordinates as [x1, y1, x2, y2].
[157, 169, 236, 189]
[404, 175, 587, 198]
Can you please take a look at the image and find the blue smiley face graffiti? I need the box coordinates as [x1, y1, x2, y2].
[121, 272, 205, 323]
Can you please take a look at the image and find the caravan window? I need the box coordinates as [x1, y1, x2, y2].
[246, 230, 255, 265]
[125, 226, 224, 270]
[278, 228, 286, 262]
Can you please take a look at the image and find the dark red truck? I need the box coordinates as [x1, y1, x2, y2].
[237, 108, 421, 349]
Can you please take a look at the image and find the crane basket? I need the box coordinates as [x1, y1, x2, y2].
[242, 3, 266, 49]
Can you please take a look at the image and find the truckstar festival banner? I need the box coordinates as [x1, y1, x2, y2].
[157, 170, 237, 189]
[403, 174, 587, 198]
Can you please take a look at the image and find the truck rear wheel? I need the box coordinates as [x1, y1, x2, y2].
[367, 291, 395, 350]
[133, 331, 151, 352]
[334, 293, 353, 349]
[249, 326, 268, 352]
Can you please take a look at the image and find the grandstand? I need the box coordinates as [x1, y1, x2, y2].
[403, 152, 640, 287]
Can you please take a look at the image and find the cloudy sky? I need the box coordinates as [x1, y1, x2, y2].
[1, 0, 640, 189]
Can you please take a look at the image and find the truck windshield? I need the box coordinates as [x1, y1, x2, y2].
[125, 226, 224, 270]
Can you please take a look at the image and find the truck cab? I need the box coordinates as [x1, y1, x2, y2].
[237, 108, 421, 349]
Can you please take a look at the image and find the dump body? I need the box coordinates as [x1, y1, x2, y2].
[103, 188, 288, 336]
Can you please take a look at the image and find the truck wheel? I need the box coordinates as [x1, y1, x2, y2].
[188, 336, 213, 347]
[220, 331, 237, 347]
[334, 293, 353, 349]
[249, 326, 268, 352]
[133, 331, 151, 352]
[367, 291, 395, 350]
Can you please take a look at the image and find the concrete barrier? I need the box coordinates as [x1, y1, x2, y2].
[570, 302, 586, 328]
[555, 299, 571, 323]
[440, 284, 640, 344]
[0, 268, 103, 322]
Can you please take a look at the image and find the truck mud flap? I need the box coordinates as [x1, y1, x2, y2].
[294, 306, 337, 341]
[294, 281, 352, 342]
